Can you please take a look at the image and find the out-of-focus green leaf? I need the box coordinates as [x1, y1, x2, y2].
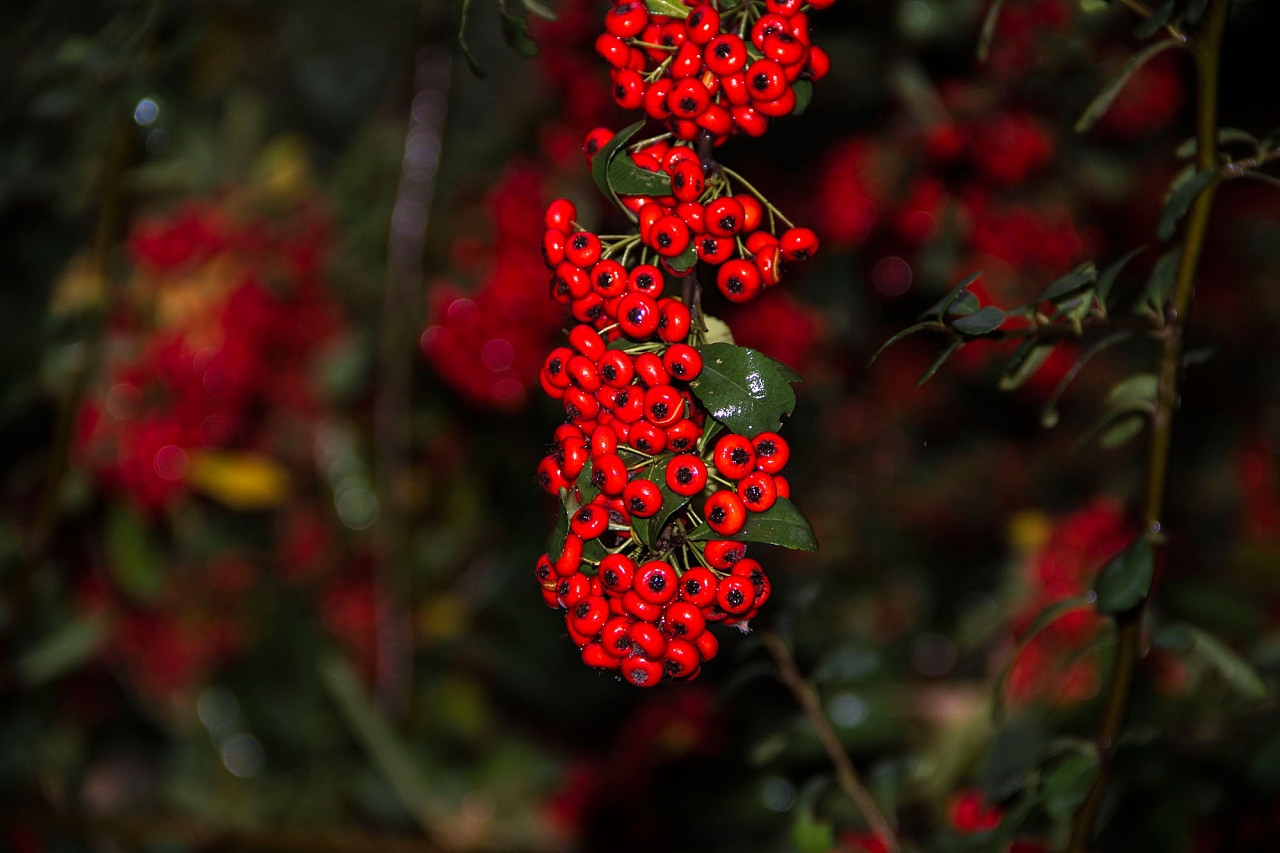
[998, 340, 1055, 391]
[1095, 539, 1154, 615]
[976, 0, 1008, 62]
[17, 616, 107, 687]
[1034, 261, 1097, 303]
[1158, 169, 1216, 241]
[921, 271, 982, 322]
[792, 80, 813, 115]
[1075, 40, 1183, 133]
[1044, 753, 1100, 822]
[1184, 625, 1267, 700]
[951, 305, 1007, 335]
[106, 504, 165, 604]
[870, 321, 943, 366]
[1095, 246, 1147, 310]
[1134, 1, 1175, 39]
[917, 338, 963, 387]
[980, 717, 1044, 799]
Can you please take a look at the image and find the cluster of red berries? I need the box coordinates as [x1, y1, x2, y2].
[534, 197, 797, 685]
[532, 0, 833, 685]
[596, 0, 831, 142]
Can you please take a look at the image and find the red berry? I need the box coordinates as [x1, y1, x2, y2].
[662, 600, 707, 640]
[663, 343, 703, 380]
[592, 452, 628, 495]
[545, 198, 577, 231]
[627, 620, 668, 659]
[705, 196, 745, 238]
[678, 566, 718, 607]
[622, 654, 664, 687]
[633, 352, 670, 387]
[627, 263, 664, 296]
[628, 420, 668, 454]
[649, 215, 691, 258]
[665, 454, 709, 496]
[716, 258, 762, 302]
[704, 539, 746, 569]
[599, 554, 636, 593]
[716, 575, 756, 615]
[705, 489, 748, 535]
[623, 478, 663, 518]
[617, 293, 661, 338]
[737, 470, 778, 512]
[752, 432, 790, 472]
[597, 350, 635, 388]
[571, 503, 609, 539]
[713, 433, 757, 479]
[684, 3, 721, 44]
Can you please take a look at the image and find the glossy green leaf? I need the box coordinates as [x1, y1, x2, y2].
[581, 538, 607, 569]
[917, 338, 964, 387]
[690, 342, 798, 438]
[1075, 40, 1183, 133]
[998, 340, 1055, 391]
[1044, 753, 1101, 822]
[607, 154, 672, 197]
[546, 497, 571, 560]
[1034, 261, 1097, 303]
[921, 271, 982, 322]
[792, 80, 813, 115]
[1158, 169, 1215, 241]
[591, 121, 646, 214]
[664, 240, 698, 275]
[576, 459, 599, 505]
[951, 305, 1007, 335]
[724, 497, 817, 551]
[1095, 538, 1154, 615]
[645, 0, 690, 17]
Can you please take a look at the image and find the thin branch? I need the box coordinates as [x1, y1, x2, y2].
[374, 47, 451, 717]
[1113, 0, 1188, 43]
[1067, 0, 1233, 849]
[763, 631, 899, 852]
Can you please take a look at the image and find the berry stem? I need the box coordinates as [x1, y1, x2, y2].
[720, 166, 796, 228]
[763, 632, 900, 851]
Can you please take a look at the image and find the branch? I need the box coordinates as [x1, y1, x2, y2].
[763, 631, 900, 852]
[1067, 0, 1233, 849]
[373, 47, 451, 717]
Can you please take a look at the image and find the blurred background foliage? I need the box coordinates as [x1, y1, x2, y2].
[2, 0, 1280, 851]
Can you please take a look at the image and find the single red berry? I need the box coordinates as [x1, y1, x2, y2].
[617, 292, 661, 338]
[750, 13, 790, 49]
[582, 642, 622, 670]
[666, 418, 701, 452]
[762, 30, 806, 66]
[669, 41, 703, 79]
[694, 627, 719, 661]
[737, 470, 778, 512]
[563, 386, 600, 422]
[704, 32, 747, 75]
[623, 589, 664, 622]
[666, 78, 712, 120]
[571, 292, 607, 325]
[649, 215, 691, 258]
[754, 87, 797, 118]
[584, 127, 614, 165]
[595, 32, 633, 68]
[806, 44, 830, 80]
[597, 350, 635, 388]
[684, 3, 720, 44]
[571, 503, 609, 540]
[542, 228, 567, 268]
[592, 452, 628, 495]
[627, 620, 668, 659]
[633, 352, 670, 387]
[779, 226, 820, 262]
[705, 489, 748, 536]
[670, 159, 705, 203]
[695, 234, 734, 265]
[556, 571, 592, 609]
[705, 196, 745, 238]
[599, 554, 637, 593]
[656, 299, 692, 343]
[754, 241, 783, 285]
[611, 68, 647, 110]
[716, 258, 762, 302]
[566, 354, 601, 392]
[545, 198, 577, 232]
[644, 384, 685, 427]
[627, 263, 664, 296]
[677, 566, 717, 607]
[622, 654, 664, 687]
[570, 595, 610, 639]
[643, 77, 674, 121]
[720, 71, 751, 106]
[604, 1, 649, 38]
[635, 561, 678, 605]
[704, 539, 747, 568]
[542, 347, 573, 389]
[663, 344, 703, 381]
[730, 104, 770, 137]
[774, 474, 790, 498]
[746, 58, 788, 102]
[600, 615, 634, 657]
[716, 575, 756, 615]
[662, 600, 707, 640]
[751, 432, 790, 472]
[713, 433, 757, 479]
[628, 419, 668, 454]
[553, 261, 592, 301]
[623, 478, 663, 518]
[696, 103, 734, 137]
[665, 454, 708, 496]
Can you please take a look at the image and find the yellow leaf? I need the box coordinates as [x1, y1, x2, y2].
[185, 451, 290, 510]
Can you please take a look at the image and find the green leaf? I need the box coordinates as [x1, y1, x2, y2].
[634, 476, 691, 550]
[521, 0, 557, 20]
[792, 778, 836, 853]
[917, 338, 964, 387]
[690, 342, 798, 438]
[576, 459, 599, 505]
[1099, 412, 1146, 448]
[976, 0, 1008, 62]
[951, 305, 1007, 335]
[581, 538, 607, 568]
[1107, 372, 1158, 411]
[763, 353, 804, 384]
[1134, 0, 1175, 39]
[1034, 261, 1097, 303]
[1095, 246, 1147, 310]
[725, 497, 817, 551]
[791, 80, 813, 115]
[1044, 753, 1101, 823]
[106, 504, 166, 604]
[607, 153, 672, 197]
[1158, 169, 1216, 241]
[16, 615, 107, 686]
[1176, 127, 1261, 159]
[701, 313, 735, 345]
[1075, 40, 1183, 134]
[980, 717, 1045, 800]
[921, 271, 982, 322]
[499, 8, 539, 57]
[949, 291, 980, 315]
[644, 0, 691, 17]
[869, 321, 943, 366]
[664, 240, 698, 275]
[591, 121, 647, 215]
[998, 340, 1056, 391]
[1095, 539, 1154, 615]
[1183, 625, 1268, 701]
[546, 497, 571, 560]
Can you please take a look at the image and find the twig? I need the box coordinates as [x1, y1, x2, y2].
[1113, 0, 1188, 43]
[374, 47, 451, 717]
[763, 631, 899, 851]
[1067, 0, 1233, 849]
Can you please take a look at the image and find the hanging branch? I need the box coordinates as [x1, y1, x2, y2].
[1067, 0, 1233, 849]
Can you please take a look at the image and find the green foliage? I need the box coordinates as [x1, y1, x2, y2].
[1095, 539, 1155, 615]
[690, 343, 800, 438]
